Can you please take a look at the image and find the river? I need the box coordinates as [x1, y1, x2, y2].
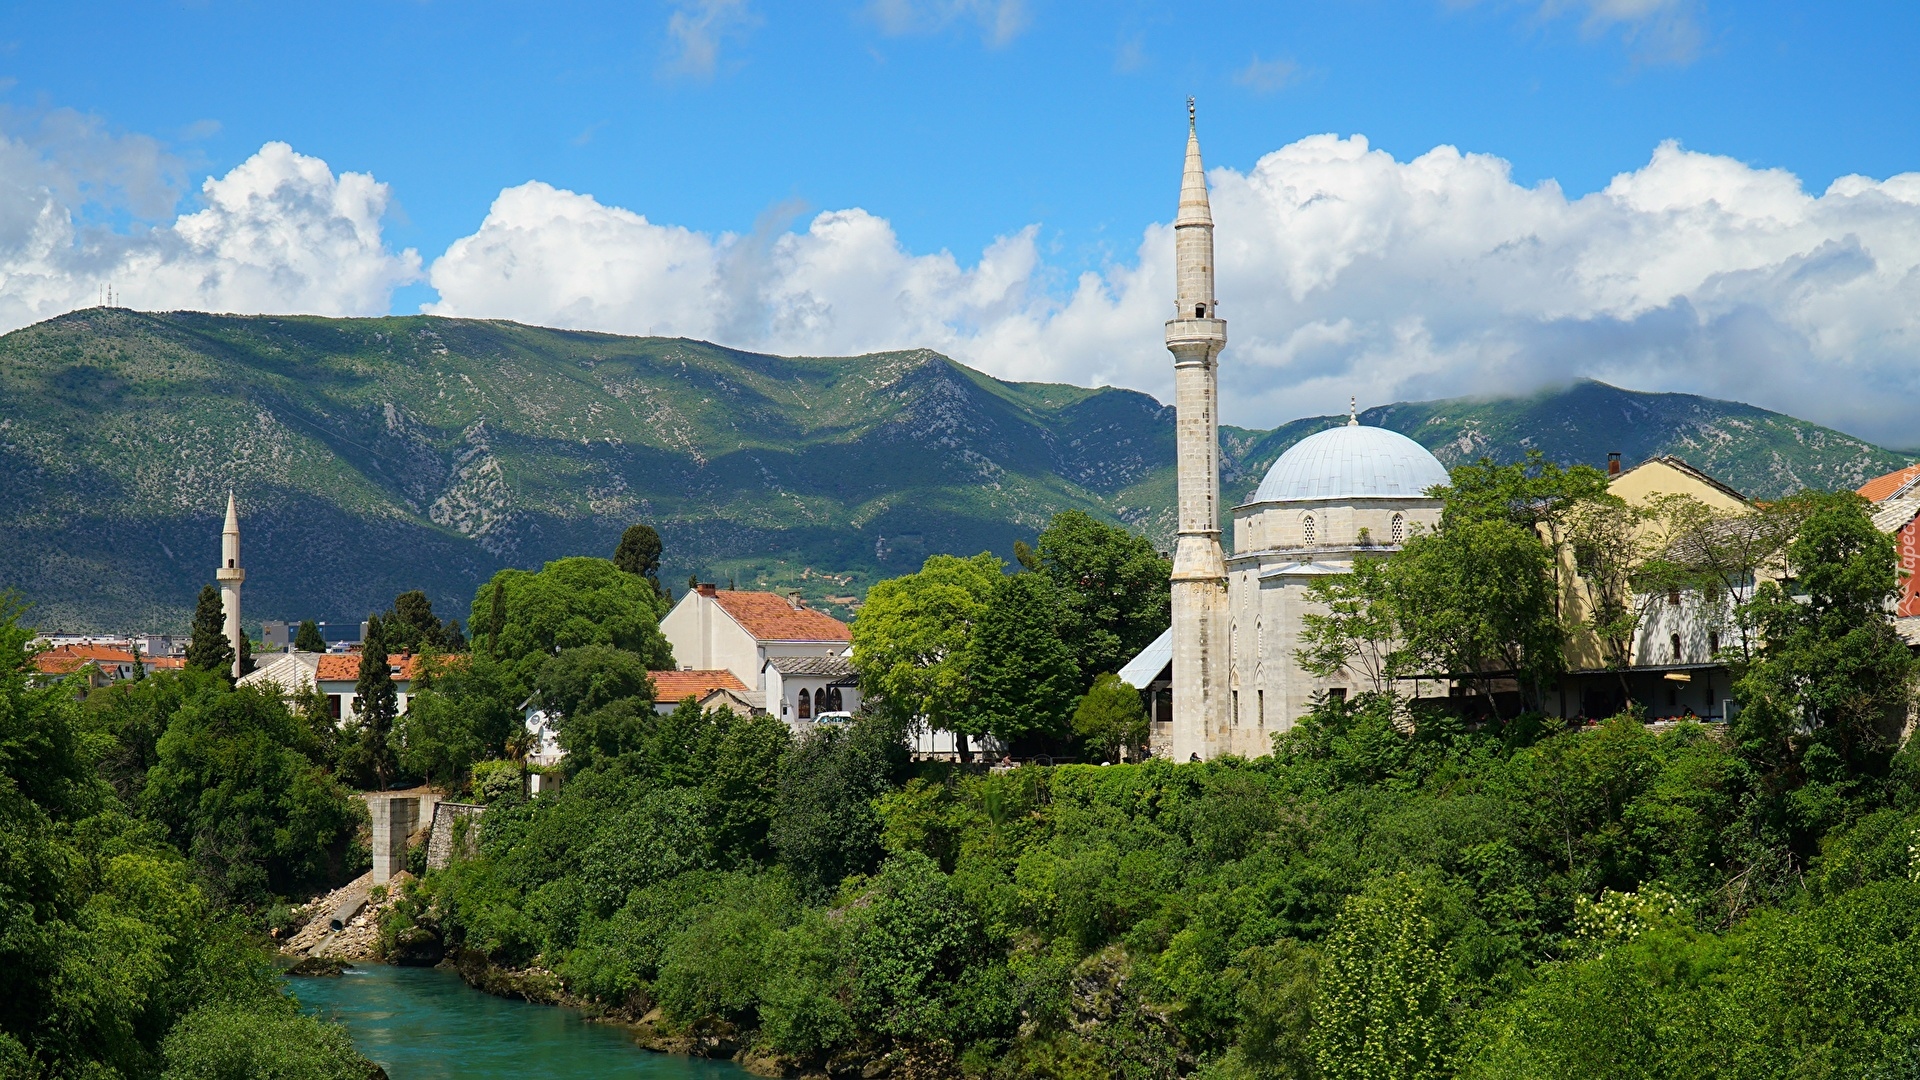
[289, 964, 752, 1080]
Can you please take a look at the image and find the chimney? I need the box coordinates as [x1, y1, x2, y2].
[1607, 452, 1622, 477]
[696, 582, 717, 597]
[787, 590, 804, 610]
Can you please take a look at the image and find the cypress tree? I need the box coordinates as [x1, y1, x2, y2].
[184, 584, 234, 678]
[614, 523, 665, 596]
[354, 614, 400, 789]
[294, 619, 326, 652]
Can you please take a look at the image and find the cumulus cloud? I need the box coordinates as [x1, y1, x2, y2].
[425, 181, 1042, 358]
[0, 128, 418, 331]
[867, 0, 1030, 47]
[428, 135, 1920, 447]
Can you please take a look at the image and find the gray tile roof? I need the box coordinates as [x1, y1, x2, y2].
[766, 655, 857, 679]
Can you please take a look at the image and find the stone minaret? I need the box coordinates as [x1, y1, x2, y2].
[1165, 100, 1231, 761]
[217, 491, 245, 680]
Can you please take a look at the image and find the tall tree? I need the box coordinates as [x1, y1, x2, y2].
[353, 614, 400, 789]
[293, 619, 326, 653]
[850, 553, 1003, 737]
[1732, 492, 1916, 849]
[1032, 510, 1171, 685]
[963, 572, 1080, 748]
[614, 523, 666, 597]
[184, 584, 234, 678]
[467, 558, 675, 706]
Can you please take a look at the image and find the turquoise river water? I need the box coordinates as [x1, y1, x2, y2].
[288, 964, 751, 1080]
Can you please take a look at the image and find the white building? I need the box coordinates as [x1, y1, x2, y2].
[658, 584, 860, 728]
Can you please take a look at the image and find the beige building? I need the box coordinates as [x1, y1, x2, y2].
[658, 584, 858, 727]
[1555, 456, 1758, 721]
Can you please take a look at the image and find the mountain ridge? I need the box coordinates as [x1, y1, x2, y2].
[0, 309, 1905, 632]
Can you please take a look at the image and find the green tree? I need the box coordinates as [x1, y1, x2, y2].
[142, 679, 360, 906]
[160, 1002, 375, 1080]
[535, 644, 655, 720]
[851, 552, 1003, 735]
[772, 714, 908, 900]
[352, 614, 400, 789]
[614, 522, 666, 595]
[467, 557, 674, 704]
[1733, 492, 1916, 849]
[391, 652, 514, 786]
[1033, 510, 1171, 686]
[1388, 513, 1563, 718]
[964, 572, 1080, 748]
[1072, 673, 1150, 763]
[1310, 879, 1455, 1080]
[1297, 557, 1401, 694]
[184, 584, 234, 678]
[293, 619, 326, 653]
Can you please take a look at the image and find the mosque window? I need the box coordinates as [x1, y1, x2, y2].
[1670, 633, 1683, 663]
[1195, 304, 1206, 317]
[798, 688, 812, 720]
[1709, 631, 1720, 654]
[1391, 513, 1405, 544]
[1302, 515, 1316, 547]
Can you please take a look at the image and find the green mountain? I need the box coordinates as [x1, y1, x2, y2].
[1, 310, 1906, 633]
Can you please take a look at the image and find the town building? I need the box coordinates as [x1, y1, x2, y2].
[658, 584, 860, 727]
[312, 654, 429, 721]
[31, 643, 184, 687]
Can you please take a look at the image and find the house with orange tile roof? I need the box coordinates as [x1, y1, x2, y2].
[1857, 464, 1920, 622]
[30, 643, 184, 688]
[658, 584, 861, 726]
[309, 653, 439, 723]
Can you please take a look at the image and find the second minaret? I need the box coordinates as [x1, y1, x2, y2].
[218, 491, 245, 680]
[1164, 101, 1231, 760]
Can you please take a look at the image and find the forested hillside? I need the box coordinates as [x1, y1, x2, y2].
[0, 308, 1904, 632]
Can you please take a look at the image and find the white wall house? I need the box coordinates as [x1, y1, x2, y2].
[659, 585, 854, 731]
[763, 655, 862, 727]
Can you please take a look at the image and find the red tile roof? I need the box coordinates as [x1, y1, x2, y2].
[1860, 464, 1920, 503]
[711, 590, 851, 642]
[147, 657, 185, 670]
[32, 644, 140, 676]
[315, 653, 431, 683]
[650, 669, 750, 702]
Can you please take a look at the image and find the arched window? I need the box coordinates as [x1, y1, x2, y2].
[1195, 304, 1206, 317]
[1390, 513, 1406, 544]
[797, 688, 812, 720]
[1302, 515, 1317, 547]
[1670, 633, 1682, 663]
[825, 687, 843, 712]
[1708, 631, 1720, 655]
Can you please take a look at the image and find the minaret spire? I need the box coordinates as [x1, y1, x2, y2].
[1348, 397, 1358, 426]
[1164, 100, 1231, 762]
[217, 490, 246, 680]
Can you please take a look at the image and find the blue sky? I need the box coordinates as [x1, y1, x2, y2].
[3, 1, 1919, 439]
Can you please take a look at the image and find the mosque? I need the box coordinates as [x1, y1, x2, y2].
[1121, 105, 1454, 761]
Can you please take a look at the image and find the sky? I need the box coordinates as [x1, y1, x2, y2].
[2, 0, 1919, 443]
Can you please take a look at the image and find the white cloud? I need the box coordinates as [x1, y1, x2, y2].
[1233, 55, 1301, 94]
[867, 0, 1030, 47]
[427, 135, 1920, 448]
[1541, 0, 1703, 65]
[0, 131, 418, 332]
[663, 0, 760, 78]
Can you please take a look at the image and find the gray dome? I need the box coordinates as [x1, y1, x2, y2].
[1251, 424, 1451, 503]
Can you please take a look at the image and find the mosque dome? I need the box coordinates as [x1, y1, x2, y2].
[1250, 423, 1451, 503]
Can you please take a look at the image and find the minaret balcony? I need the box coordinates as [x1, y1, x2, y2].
[1165, 316, 1227, 351]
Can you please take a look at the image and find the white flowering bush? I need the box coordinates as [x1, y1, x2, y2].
[1571, 884, 1686, 947]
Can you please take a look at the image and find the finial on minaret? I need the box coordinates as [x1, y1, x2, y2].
[1188, 96, 1196, 131]
[1348, 397, 1358, 426]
